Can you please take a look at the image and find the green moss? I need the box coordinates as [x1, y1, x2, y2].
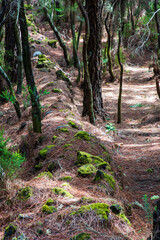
[68, 121, 78, 129]
[17, 186, 33, 201]
[36, 172, 53, 179]
[119, 212, 131, 226]
[94, 170, 115, 190]
[74, 131, 90, 141]
[58, 128, 69, 132]
[64, 144, 72, 148]
[102, 151, 112, 163]
[48, 40, 57, 48]
[80, 197, 93, 203]
[24, 4, 33, 10]
[71, 203, 110, 221]
[4, 223, 17, 239]
[39, 145, 54, 159]
[77, 164, 97, 177]
[34, 162, 43, 171]
[62, 182, 71, 188]
[76, 151, 109, 169]
[59, 176, 72, 181]
[52, 88, 62, 93]
[42, 204, 57, 214]
[69, 233, 90, 240]
[52, 135, 58, 141]
[45, 198, 55, 206]
[56, 70, 71, 85]
[52, 187, 73, 198]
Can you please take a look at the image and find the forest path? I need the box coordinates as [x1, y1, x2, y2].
[102, 63, 160, 224]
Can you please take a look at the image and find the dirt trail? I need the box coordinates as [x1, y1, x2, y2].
[102, 64, 160, 205]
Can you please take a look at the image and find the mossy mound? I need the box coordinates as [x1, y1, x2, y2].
[36, 172, 53, 179]
[93, 170, 115, 190]
[76, 151, 110, 169]
[70, 233, 90, 240]
[71, 203, 110, 221]
[3, 223, 17, 239]
[48, 40, 57, 48]
[17, 186, 33, 201]
[56, 70, 71, 85]
[68, 120, 79, 129]
[45, 198, 55, 206]
[42, 204, 57, 214]
[57, 127, 69, 133]
[80, 197, 93, 203]
[52, 187, 73, 198]
[37, 54, 55, 69]
[77, 164, 97, 177]
[47, 160, 60, 172]
[59, 176, 72, 181]
[34, 162, 43, 171]
[39, 145, 54, 159]
[52, 88, 62, 93]
[74, 131, 90, 141]
[110, 204, 131, 225]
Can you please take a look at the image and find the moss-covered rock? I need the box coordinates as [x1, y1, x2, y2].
[76, 151, 110, 170]
[52, 135, 58, 141]
[102, 151, 112, 163]
[57, 127, 69, 133]
[36, 171, 53, 179]
[17, 186, 33, 201]
[42, 204, 57, 214]
[110, 204, 122, 214]
[52, 187, 73, 198]
[45, 198, 55, 206]
[39, 145, 54, 159]
[69, 233, 90, 240]
[48, 40, 57, 48]
[93, 170, 115, 190]
[119, 212, 131, 225]
[80, 197, 93, 203]
[71, 203, 110, 221]
[74, 131, 90, 141]
[52, 88, 62, 93]
[34, 162, 43, 171]
[48, 160, 60, 172]
[77, 164, 97, 177]
[3, 223, 17, 239]
[68, 120, 79, 129]
[56, 70, 71, 85]
[59, 176, 72, 181]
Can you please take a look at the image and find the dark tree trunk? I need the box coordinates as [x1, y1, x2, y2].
[4, 0, 17, 83]
[19, 0, 41, 133]
[154, 0, 160, 60]
[85, 0, 104, 118]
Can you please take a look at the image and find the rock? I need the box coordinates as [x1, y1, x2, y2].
[93, 170, 115, 190]
[52, 187, 73, 198]
[35, 172, 53, 179]
[77, 164, 97, 177]
[0, 111, 4, 117]
[33, 51, 42, 57]
[74, 131, 90, 141]
[3, 223, 17, 239]
[48, 40, 57, 48]
[110, 204, 122, 214]
[17, 186, 33, 201]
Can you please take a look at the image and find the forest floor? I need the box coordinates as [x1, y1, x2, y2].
[0, 11, 160, 239]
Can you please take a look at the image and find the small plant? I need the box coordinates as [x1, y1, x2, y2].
[0, 130, 25, 180]
[130, 103, 143, 108]
[142, 194, 152, 223]
[0, 89, 15, 103]
[39, 89, 50, 96]
[105, 122, 117, 134]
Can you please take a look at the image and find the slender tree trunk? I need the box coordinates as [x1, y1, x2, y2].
[4, 0, 17, 83]
[43, 7, 70, 66]
[85, 0, 104, 119]
[105, 13, 115, 82]
[14, 24, 23, 94]
[117, 30, 123, 124]
[77, 0, 95, 124]
[76, 19, 83, 51]
[70, 0, 81, 82]
[0, 66, 21, 119]
[19, 0, 41, 133]
[154, 0, 160, 60]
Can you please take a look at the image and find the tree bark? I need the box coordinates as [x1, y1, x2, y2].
[19, 0, 41, 133]
[85, 0, 104, 118]
[154, 0, 160, 60]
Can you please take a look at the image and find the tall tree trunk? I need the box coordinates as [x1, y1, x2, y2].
[70, 0, 81, 82]
[43, 7, 70, 66]
[154, 0, 160, 60]
[77, 0, 95, 124]
[4, 0, 17, 83]
[19, 0, 41, 133]
[86, 0, 104, 119]
[105, 13, 115, 82]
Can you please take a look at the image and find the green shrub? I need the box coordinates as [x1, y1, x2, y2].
[0, 130, 25, 179]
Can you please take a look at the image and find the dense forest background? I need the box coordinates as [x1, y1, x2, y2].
[0, 0, 160, 239]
